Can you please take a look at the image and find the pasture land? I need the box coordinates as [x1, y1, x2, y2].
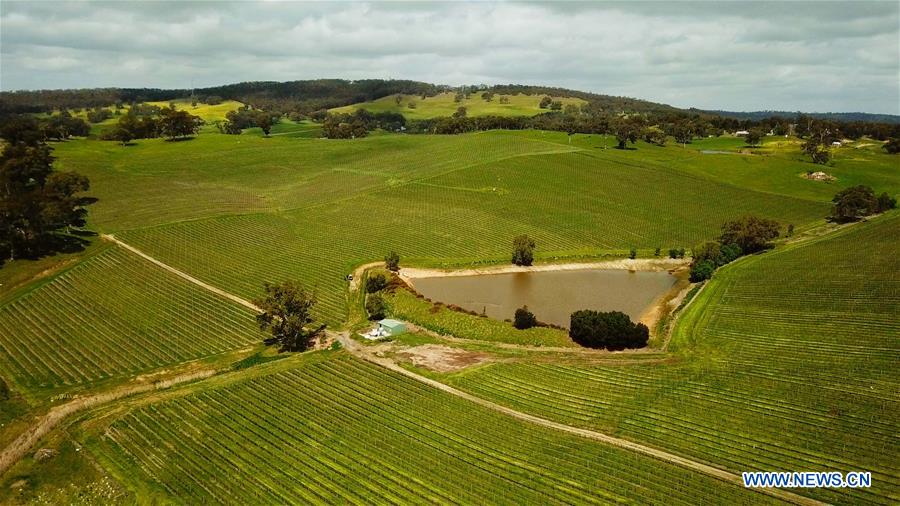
[445, 213, 900, 505]
[77, 352, 776, 504]
[0, 245, 264, 396]
[330, 92, 586, 119]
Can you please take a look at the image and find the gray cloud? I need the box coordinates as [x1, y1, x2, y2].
[1, 1, 898, 113]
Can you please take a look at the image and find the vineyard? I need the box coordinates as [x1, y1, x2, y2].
[74, 132, 830, 326]
[446, 214, 900, 505]
[82, 353, 776, 504]
[0, 246, 264, 394]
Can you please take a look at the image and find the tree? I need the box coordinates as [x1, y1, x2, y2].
[253, 281, 323, 352]
[453, 106, 467, 118]
[719, 215, 780, 253]
[745, 128, 764, 146]
[692, 241, 721, 265]
[876, 192, 897, 212]
[482, 92, 494, 102]
[158, 107, 202, 140]
[366, 272, 388, 293]
[654, 247, 661, 257]
[539, 96, 552, 109]
[642, 126, 667, 146]
[668, 248, 680, 259]
[689, 260, 716, 282]
[786, 224, 795, 237]
[255, 111, 273, 136]
[612, 119, 639, 149]
[550, 101, 563, 111]
[883, 138, 900, 154]
[384, 251, 400, 272]
[0, 133, 94, 261]
[569, 310, 648, 350]
[629, 248, 637, 260]
[829, 185, 878, 222]
[365, 293, 386, 320]
[511, 235, 535, 266]
[514, 305, 537, 330]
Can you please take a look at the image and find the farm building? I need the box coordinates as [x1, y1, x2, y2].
[379, 319, 407, 336]
[364, 319, 408, 340]
[735, 130, 749, 136]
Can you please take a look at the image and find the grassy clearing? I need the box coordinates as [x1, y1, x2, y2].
[77, 352, 775, 504]
[445, 214, 900, 505]
[385, 288, 574, 347]
[0, 246, 264, 395]
[331, 92, 586, 119]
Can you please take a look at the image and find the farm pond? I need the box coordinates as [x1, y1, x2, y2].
[408, 268, 677, 328]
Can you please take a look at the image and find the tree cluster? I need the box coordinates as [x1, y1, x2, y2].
[0, 120, 94, 261]
[322, 110, 406, 139]
[219, 106, 279, 135]
[103, 106, 202, 144]
[829, 185, 896, 223]
[689, 215, 780, 282]
[569, 310, 649, 350]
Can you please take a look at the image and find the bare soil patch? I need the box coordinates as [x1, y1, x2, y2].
[394, 344, 494, 373]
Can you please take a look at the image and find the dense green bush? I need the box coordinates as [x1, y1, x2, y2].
[366, 273, 388, 293]
[569, 310, 649, 350]
[366, 293, 386, 320]
[689, 260, 716, 282]
[514, 306, 537, 330]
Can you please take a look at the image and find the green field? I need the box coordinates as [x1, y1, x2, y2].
[331, 92, 586, 119]
[76, 352, 775, 504]
[444, 214, 900, 504]
[1, 122, 898, 503]
[0, 245, 264, 396]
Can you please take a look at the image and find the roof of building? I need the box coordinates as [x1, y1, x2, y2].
[379, 319, 406, 328]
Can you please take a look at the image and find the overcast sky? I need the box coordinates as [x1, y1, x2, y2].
[1, 1, 898, 113]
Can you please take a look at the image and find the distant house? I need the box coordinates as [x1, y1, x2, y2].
[735, 130, 750, 136]
[832, 141, 842, 147]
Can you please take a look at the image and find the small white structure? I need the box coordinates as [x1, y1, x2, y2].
[364, 319, 408, 340]
[735, 130, 750, 136]
[832, 141, 842, 147]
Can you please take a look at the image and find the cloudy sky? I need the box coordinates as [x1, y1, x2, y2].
[1, 1, 898, 113]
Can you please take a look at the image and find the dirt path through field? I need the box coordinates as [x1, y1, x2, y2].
[0, 368, 217, 476]
[102, 234, 261, 312]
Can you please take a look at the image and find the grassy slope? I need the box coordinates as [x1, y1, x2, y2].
[72, 352, 775, 504]
[330, 92, 586, 119]
[0, 245, 265, 397]
[445, 214, 900, 505]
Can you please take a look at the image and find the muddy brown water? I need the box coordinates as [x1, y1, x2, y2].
[410, 268, 676, 328]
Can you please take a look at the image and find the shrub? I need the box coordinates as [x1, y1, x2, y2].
[719, 243, 743, 265]
[384, 251, 400, 272]
[883, 138, 900, 154]
[678, 248, 686, 258]
[689, 259, 716, 282]
[365, 293, 386, 320]
[569, 310, 649, 350]
[629, 248, 637, 260]
[654, 247, 661, 257]
[514, 306, 537, 330]
[668, 248, 679, 259]
[365, 273, 387, 293]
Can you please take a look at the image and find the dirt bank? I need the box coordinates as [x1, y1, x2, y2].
[401, 258, 689, 282]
